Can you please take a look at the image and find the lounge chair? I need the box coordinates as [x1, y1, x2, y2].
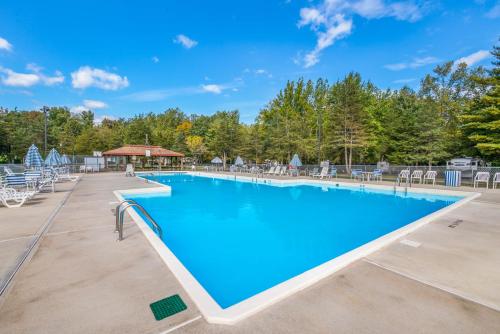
[279, 166, 288, 175]
[273, 166, 283, 175]
[493, 173, 500, 189]
[398, 169, 410, 185]
[53, 167, 78, 181]
[351, 169, 363, 180]
[372, 169, 383, 181]
[312, 167, 328, 179]
[327, 168, 337, 179]
[3, 167, 15, 176]
[423, 171, 437, 186]
[0, 188, 33, 208]
[474, 172, 490, 188]
[411, 170, 423, 184]
[264, 166, 276, 175]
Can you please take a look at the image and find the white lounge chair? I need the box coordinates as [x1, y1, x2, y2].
[309, 167, 319, 177]
[398, 169, 410, 185]
[474, 172, 490, 188]
[273, 166, 282, 175]
[279, 166, 288, 175]
[0, 188, 33, 208]
[423, 171, 437, 186]
[125, 164, 135, 177]
[312, 167, 328, 179]
[411, 170, 423, 184]
[493, 173, 500, 189]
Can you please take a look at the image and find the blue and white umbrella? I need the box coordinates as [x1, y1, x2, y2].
[45, 148, 62, 166]
[234, 156, 244, 166]
[61, 154, 71, 165]
[24, 144, 44, 169]
[211, 157, 222, 164]
[289, 153, 302, 167]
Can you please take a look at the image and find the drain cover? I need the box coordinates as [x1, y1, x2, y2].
[150, 294, 187, 321]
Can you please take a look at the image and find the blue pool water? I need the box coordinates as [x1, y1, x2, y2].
[126, 173, 460, 309]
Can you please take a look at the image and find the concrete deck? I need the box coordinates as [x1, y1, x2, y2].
[0, 172, 499, 333]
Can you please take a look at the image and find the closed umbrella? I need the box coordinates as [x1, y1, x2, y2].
[24, 144, 44, 169]
[289, 153, 302, 167]
[61, 154, 71, 165]
[45, 148, 62, 166]
[234, 156, 244, 166]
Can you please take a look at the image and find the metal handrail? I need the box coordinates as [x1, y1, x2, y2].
[115, 200, 162, 241]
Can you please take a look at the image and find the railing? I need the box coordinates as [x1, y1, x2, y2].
[114, 199, 162, 241]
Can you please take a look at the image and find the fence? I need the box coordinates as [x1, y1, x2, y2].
[2, 163, 499, 188]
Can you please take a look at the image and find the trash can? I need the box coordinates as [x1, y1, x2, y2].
[445, 170, 461, 187]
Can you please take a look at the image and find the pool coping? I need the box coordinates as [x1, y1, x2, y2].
[114, 171, 481, 325]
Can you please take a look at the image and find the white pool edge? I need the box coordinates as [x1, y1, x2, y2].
[115, 171, 480, 325]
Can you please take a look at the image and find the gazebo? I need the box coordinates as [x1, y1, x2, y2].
[102, 145, 184, 170]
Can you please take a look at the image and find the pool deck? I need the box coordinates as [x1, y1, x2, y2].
[0, 172, 499, 333]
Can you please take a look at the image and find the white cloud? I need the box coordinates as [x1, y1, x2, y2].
[71, 66, 129, 90]
[486, 1, 500, 18]
[173, 34, 198, 49]
[84, 99, 108, 109]
[454, 50, 491, 67]
[0, 64, 65, 87]
[298, 0, 425, 67]
[152, 56, 160, 63]
[202, 84, 223, 94]
[393, 78, 416, 84]
[0, 37, 12, 51]
[384, 56, 440, 70]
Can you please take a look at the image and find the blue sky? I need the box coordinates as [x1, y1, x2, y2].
[0, 0, 498, 123]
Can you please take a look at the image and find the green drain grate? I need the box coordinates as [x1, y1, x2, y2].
[150, 294, 187, 321]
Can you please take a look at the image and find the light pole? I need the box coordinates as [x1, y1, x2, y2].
[42, 106, 49, 155]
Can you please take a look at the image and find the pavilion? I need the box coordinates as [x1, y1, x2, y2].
[102, 144, 184, 170]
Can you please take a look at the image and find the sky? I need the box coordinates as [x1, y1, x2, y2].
[0, 0, 498, 123]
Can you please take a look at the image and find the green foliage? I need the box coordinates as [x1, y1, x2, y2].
[1, 43, 499, 165]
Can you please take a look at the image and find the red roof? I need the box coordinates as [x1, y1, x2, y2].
[102, 145, 184, 157]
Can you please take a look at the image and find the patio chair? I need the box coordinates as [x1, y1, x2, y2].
[264, 166, 275, 175]
[423, 171, 437, 186]
[474, 172, 490, 189]
[411, 170, 423, 184]
[273, 166, 282, 175]
[3, 167, 15, 176]
[309, 167, 319, 177]
[327, 168, 337, 179]
[54, 167, 78, 181]
[279, 166, 288, 175]
[398, 169, 410, 185]
[372, 169, 383, 182]
[493, 173, 500, 189]
[125, 164, 135, 177]
[312, 167, 328, 179]
[0, 187, 33, 208]
[351, 169, 363, 180]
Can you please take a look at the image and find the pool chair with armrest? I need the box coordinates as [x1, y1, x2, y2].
[264, 166, 276, 175]
[351, 169, 363, 181]
[327, 168, 337, 179]
[423, 171, 437, 186]
[309, 167, 319, 177]
[372, 169, 383, 181]
[493, 173, 500, 189]
[411, 170, 424, 184]
[125, 164, 135, 177]
[398, 169, 410, 185]
[474, 172, 490, 189]
[312, 166, 329, 179]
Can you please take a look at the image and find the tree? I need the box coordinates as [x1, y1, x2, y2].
[186, 135, 206, 163]
[206, 111, 241, 169]
[461, 43, 500, 164]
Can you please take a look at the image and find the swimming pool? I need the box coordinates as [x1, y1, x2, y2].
[117, 172, 474, 324]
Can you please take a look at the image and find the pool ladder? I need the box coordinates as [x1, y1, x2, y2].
[114, 199, 162, 241]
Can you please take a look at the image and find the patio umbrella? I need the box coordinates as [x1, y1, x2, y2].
[234, 156, 244, 166]
[211, 157, 222, 164]
[44, 148, 62, 166]
[61, 154, 71, 165]
[289, 153, 302, 167]
[24, 144, 44, 169]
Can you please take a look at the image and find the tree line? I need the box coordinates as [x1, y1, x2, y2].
[1, 44, 499, 167]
